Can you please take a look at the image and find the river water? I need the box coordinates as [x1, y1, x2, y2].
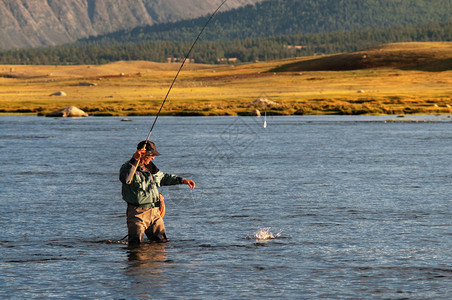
[1, 115, 451, 299]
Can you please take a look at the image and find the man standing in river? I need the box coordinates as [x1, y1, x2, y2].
[119, 140, 195, 244]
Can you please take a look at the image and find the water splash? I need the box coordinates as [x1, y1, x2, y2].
[254, 227, 282, 240]
[106, 239, 128, 245]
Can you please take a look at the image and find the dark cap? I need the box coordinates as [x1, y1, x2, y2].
[137, 140, 161, 156]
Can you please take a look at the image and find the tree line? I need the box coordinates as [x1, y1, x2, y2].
[0, 20, 451, 65]
[80, 0, 452, 43]
[1, 0, 451, 64]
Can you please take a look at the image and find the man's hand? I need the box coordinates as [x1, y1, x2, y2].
[181, 178, 195, 189]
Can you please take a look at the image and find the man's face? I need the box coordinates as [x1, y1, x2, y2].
[143, 153, 155, 165]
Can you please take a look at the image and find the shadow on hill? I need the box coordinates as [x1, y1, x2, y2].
[270, 42, 452, 72]
[401, 58, 452, 72]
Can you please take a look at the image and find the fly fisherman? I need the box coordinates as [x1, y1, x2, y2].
[119, 140, 195, 244]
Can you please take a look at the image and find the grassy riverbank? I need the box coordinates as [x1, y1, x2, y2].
[1, 42, 451, 116]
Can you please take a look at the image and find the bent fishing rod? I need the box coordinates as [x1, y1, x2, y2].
[126, 0, 228, 184]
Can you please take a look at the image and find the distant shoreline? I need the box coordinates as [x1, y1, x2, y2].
[1, 42, 451, 117]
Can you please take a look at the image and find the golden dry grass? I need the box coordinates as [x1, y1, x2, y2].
[1, 42, 451, 116]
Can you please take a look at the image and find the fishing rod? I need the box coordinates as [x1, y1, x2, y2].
[126, 0, 228, 184]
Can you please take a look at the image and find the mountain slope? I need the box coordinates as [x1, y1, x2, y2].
[0, 0, 263, 50]
[85, 0, 452, 43]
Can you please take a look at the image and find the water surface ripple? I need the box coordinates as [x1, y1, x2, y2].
[1, 115, 451, 299]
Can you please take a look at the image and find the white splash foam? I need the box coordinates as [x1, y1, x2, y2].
[254, 227, 282, 240]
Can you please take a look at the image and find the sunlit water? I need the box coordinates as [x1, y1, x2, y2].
[1, 115, 451, 299]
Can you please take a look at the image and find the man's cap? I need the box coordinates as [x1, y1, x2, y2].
[137, 140, 161, 156]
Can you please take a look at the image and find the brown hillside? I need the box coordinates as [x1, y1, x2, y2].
[0, 0, 264, 50]
[271, 42, 452, 72]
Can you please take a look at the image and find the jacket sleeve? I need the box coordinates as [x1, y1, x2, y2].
[153, 170, 183, 187]
[119, 158, 139, 184]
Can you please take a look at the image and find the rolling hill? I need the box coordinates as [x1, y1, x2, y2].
[270, 42, 452, 72]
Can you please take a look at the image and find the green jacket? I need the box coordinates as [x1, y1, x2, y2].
[119, 159, 183, 208]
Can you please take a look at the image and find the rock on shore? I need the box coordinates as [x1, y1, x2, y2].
[46, 106, 88, 117]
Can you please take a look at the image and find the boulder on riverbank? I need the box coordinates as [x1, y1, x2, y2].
[49, 91, 67, 96]
[46, 106, 88, 117]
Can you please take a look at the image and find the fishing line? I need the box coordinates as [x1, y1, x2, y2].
[126, 0, 227, 182]
[145, 0, 228, 141]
